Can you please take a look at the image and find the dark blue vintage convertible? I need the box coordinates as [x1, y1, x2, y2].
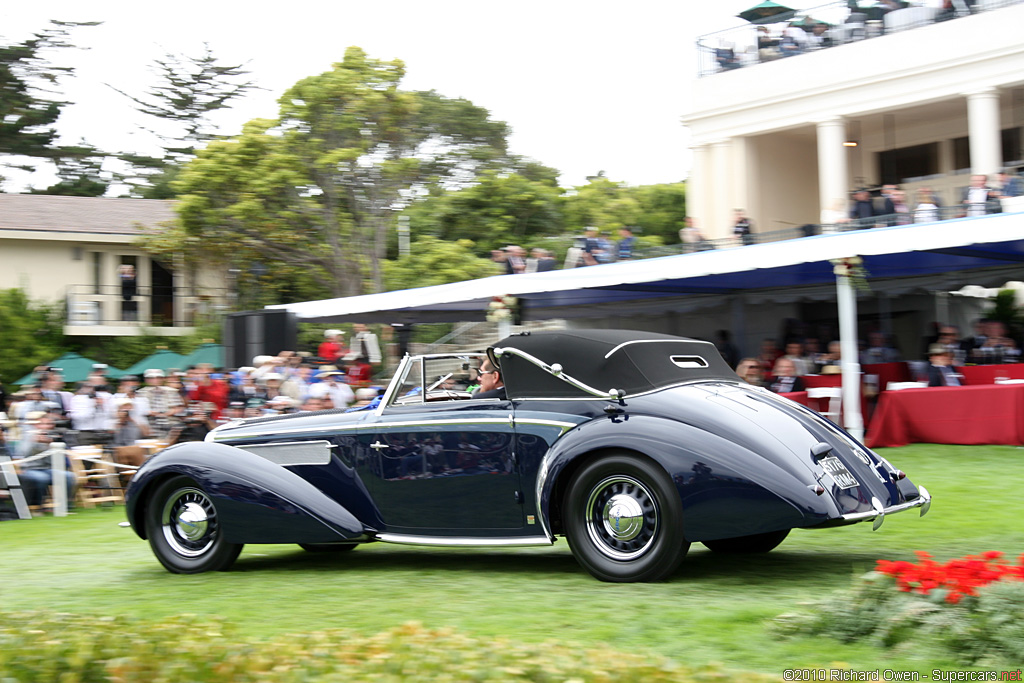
[125, 329, 931, 582]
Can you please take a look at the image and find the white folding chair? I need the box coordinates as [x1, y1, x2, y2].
[807, 387, 842, 423]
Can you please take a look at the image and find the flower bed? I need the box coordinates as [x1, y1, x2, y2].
[772, 551, 1024, 666]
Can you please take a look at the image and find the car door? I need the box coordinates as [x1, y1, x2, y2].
[360, 355, 523, 533]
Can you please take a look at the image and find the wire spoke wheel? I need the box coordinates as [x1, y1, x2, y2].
[585, 475, 659, 561]
[145, 475, 242, 574]
[564, 453, 688, 582]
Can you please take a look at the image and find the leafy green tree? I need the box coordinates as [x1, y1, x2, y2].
[163, 47, 511, 299]
[562, 175, 642, 235]
[383, 236, 500, 292]
[631, 182, 687, 244]
[112, 44, 258, 198]
[401, 170, 564, 256]
[0, 21, 99, 185]
[0, 289, 65, 384]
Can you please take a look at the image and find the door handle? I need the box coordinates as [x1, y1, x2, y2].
[370, 441, 390, 451]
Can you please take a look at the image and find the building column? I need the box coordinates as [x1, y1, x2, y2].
[711, 139, 732, 239]
[687, 144, 709, 240]
[966, 88, 1002, 176]
[816, 117, 849, 221]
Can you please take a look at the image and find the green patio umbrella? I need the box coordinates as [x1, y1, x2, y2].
[15, 352, 125, 385]
[121, 348, 189, 377]
[738, 0, 798, 24]
[182, 343, 225, 369]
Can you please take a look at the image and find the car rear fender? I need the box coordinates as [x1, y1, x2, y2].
[125, 442, 369, 544]
[537, 414, 841, 542]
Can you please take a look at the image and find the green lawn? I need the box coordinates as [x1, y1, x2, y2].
[2, 444, 1021, 675]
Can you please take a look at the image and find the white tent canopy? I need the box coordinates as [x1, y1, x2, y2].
[269, 213, 1024, 324]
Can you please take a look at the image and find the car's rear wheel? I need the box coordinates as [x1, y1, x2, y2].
[298, 543, 358, 552]
[563, 453, 688, 582]
[702, 529, 790, 554]
[145, 475, 243, 574]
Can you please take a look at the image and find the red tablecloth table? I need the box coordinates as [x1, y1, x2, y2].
[957, 364, 1024, 385]
[866, 383, 1024, 449]
[863, 362, 912, 392]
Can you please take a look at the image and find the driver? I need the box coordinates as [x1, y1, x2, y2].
[471, 360, 506, 400]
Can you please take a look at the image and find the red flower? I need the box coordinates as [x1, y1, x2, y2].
[874, 551, 1024, 604]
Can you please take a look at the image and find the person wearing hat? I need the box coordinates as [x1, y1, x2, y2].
[927, 344, 962, 387]
[138, 369, 184, 441]
[316, 368, 354, 408]
[318, 330, 346, 363]
[111, 397, 151, 447]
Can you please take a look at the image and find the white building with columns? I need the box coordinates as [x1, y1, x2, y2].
[683, 1, 1024, 240]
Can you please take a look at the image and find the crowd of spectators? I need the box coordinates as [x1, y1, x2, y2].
[725, 317, 1021, 394]
[0, 327, 388, 511]
[710, 0, 993, 76]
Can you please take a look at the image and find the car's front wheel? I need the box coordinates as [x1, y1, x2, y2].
[702, 529, 790, 554]
[145, 475, 243, 574]
[563, 453, 689, 582]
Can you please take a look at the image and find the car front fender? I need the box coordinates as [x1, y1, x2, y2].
[125, 441, 369, 545]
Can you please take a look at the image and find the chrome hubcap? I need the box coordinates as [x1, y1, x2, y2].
[585, 475, 658, 560]
[161, 486, 218, 557]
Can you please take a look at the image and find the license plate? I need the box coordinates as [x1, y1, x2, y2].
[820, 456, 859, 489]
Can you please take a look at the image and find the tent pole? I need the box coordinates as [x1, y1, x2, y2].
[836, 271, 864, 441]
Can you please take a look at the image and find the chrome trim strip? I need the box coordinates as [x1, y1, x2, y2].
[839, 485, 931, 524]
[603, 338, 718, 359]
[493, 346, 621, 399]
[211, 417, 577, 443]
[375, 533, 553, 547]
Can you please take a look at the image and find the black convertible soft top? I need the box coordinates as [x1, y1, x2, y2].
[491, 329, 737, 399]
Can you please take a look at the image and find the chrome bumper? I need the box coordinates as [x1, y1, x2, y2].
[840, 485, 932, 530]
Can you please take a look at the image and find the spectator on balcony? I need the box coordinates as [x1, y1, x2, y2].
[890, 189, 912, 225]
[616, 227, 637, 261]
[732, 209, 754, 246]
[926, 345, 962, 386]
[779, 22, 809, 57]
[996, 169, 1023, 198]
[715, 42, 741, 71]
[914, 187, 941, 223]
[505, 245, 528, 274]
[768, 358, 806, 393]
[849, 189, 877, 225]
[527, 248, 557, 273]
[757, 26, 781, 62]
[138, 369, 184, 441]
[119, 264, 138, 322]
[962, 174, 1000, 217]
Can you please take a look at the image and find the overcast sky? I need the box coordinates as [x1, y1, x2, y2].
[2, 0, 798, 192]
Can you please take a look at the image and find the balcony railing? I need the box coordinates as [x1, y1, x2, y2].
[697, 0, 1024, 78]
[65, 284, 232, 329]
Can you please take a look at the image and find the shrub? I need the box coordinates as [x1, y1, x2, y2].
[771, 552, 1024, 667]
[0, 612, 779, 682]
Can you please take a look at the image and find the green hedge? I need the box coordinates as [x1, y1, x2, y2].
[0, 612, 778, 682]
